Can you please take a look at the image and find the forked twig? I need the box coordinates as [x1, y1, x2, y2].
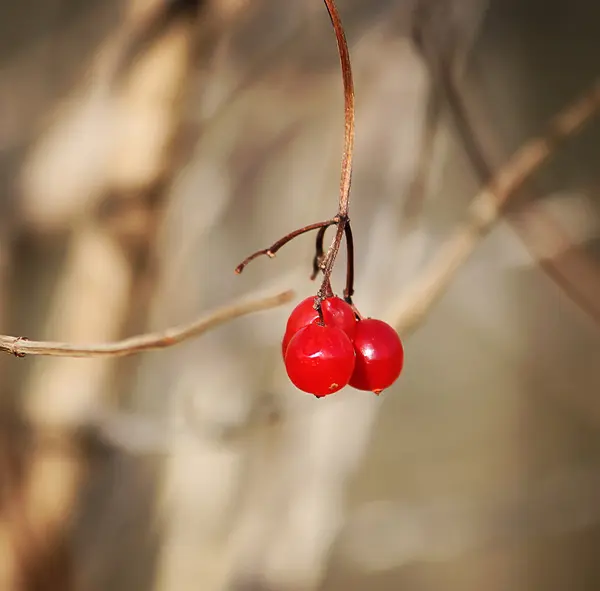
[310, 221, 357, 309]
[235, 0, 356, 309]
[0, 290, 294, 358]
[236, 220, 338, 274]
[388, 81, 600, 335]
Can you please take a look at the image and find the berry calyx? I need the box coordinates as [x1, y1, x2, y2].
[349, 318, 404, 395]
[284, 323, 356, 397]
[281, 295, 356, 357]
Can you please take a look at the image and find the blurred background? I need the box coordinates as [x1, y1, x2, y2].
[1, 1, 600, 590]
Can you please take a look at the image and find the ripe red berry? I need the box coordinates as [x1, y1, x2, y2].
[284, 323, 356, 397]
[281, 296, 356, 357]
[349, 318, 404, 395]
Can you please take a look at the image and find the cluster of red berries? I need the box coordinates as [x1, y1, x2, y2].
[281, 296, 404, 397]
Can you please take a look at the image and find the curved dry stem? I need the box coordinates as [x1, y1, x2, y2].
[236, 1, 357, 307]
[323, 0, 355, 217]
[314, 0, 356, 303]
[0, 290, 294, 358]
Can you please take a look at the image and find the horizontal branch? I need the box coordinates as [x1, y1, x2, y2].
[389, 80, 600, 335]
[0, 290, 294, 358]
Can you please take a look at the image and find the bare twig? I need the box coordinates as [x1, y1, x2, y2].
[0, 290, 294, 358]
[388, 82, 600, 334]
[235, 220, 337, 274]
[401, 84, 442, 224]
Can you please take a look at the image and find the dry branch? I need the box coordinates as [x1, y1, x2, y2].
[417, 22, 600, 329]
[388, 81, 600, 334]
[2, 81, 598, 359]
[0, 290, 293, 358]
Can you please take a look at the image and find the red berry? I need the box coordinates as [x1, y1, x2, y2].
[284, 323, 355, 397]
[349, 319, 404, 395]
[281, 296, 356, 357]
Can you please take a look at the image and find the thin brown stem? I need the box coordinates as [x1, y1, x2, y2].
[312, 0, 356, 303]
[311, 225, 329, 280]
[236, 1, 356, 306]
[343, 221, 355, 303]
[235, 219, 337, 274]
[317, 220, 347, 301]
[323, 0, 355, 217]
[310, 220, 355, 304]
[0, 290, 294, 358]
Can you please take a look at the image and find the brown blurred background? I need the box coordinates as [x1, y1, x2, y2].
[1, 1, 600, 590]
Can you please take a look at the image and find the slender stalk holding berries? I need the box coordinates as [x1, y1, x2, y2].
[311, 222, 356, 306]
[343, 221, 355, 303]
[311, 225, 329, 280]
[0, 290, 294, 358]
[235, 0, 356, 312]
[234, 2, 406, 397]
[323, 0, 355, 218]
[316, 222, 347, 302]
[315, 0, 355, 304]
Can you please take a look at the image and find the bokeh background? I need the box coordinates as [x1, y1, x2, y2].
[1, 1, 600, 590]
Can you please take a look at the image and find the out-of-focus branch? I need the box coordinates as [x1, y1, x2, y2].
[388, 81, 600, 333]
[111, 0, 202, 83]
[509, 201, 600, 325]
[0, 290, 293, 358]
[412, 5, 600, 329]
[401, 84, 442, 224]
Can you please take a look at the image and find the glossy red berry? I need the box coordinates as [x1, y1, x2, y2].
[281, 296, 356, 357]
[349, 318, 404, 395]
[284, 323, 356, 397]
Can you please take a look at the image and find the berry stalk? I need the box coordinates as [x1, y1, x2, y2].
[316, 0, 355, 306]
[322, 0, 355, 219]
[235, 0, 356, 316]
